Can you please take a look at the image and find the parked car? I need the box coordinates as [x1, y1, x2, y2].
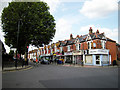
[57, 60, 63, 64]
[41, 59, 50, 64]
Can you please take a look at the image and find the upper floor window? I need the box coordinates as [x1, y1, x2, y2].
[102, 41, 106, 49]
[67, 46, 70, 51]
[88, 42, 91, 49]
[88, 42, 90, 49]
[93, 43, 96, 48]
[60, 47, 63, 53]
[54, 45, 57, 53]
[76, 44, 79, 51]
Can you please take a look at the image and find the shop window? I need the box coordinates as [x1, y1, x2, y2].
[96, 55, 100, 64]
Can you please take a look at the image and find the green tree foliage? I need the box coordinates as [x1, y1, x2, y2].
[1, 1, 56, 54]
[9, 50, 14, 57]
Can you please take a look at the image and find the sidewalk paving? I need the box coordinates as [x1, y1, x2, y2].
[2, 65, 33, 72]
[62, 64, 118, 68]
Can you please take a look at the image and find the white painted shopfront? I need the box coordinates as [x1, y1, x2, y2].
[84, 49, 110, 66]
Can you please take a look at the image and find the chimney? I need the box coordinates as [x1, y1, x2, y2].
[76, 35, 79, 38]
[89, 27, 93, 34]
[70, 34, 73, 39]
[96, 29, 99, 34]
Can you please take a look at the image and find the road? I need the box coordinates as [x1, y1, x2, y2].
[2, 62, 118, 88]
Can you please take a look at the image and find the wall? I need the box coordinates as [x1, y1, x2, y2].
[81, 42, 88, 50]
[106, 41, 117, 64]
[63, 46, 67, 52]
[116, 45, 120, 60]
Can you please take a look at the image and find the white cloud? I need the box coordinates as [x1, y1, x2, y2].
[80, 0, 118, 19]
[52, 18, 72, 43]
[42, 0, 61, 14]
[79, 25, 118, 42]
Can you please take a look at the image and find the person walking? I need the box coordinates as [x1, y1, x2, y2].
[36, 58, 38, 66]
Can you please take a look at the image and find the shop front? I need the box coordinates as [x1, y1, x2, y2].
[56, 54, 64, 62]
[64, 52, 73, 64]
[85, 55, 93, 65]
[73, 50, 83, 65]
[85, 49, 110, 66]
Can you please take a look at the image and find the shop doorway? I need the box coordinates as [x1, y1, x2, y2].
[96, 55, 100, 65]
[76, 55, 83, 65]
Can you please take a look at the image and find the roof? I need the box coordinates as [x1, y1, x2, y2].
[78, 34, 88, 42]
[116, 43, 120, 46]
[106, 37, 116, 42]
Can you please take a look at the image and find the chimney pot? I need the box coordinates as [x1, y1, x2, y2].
[89, 27, 93, 34]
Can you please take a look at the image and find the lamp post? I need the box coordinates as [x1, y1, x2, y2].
[15, 19, 21, 69]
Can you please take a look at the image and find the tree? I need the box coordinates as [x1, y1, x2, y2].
[9, 50, 14, 57]
[1, 1, 56, 55]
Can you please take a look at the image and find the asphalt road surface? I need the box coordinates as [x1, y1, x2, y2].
[2, 63, 118, 88]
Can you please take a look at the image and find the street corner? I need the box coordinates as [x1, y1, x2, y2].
[2, 65, 33, 73]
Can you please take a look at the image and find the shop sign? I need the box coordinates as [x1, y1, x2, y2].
[64, 52, 72, 55]
[56, 54, 62, 56]
[46, 54, 50, 56]
[73, 50, 83, 55]
[89, 49, 109, 54]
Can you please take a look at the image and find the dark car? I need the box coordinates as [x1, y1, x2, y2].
[41, 59, 50, 64]
[57, 60, 63, 64]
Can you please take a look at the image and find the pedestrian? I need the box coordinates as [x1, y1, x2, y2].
[81, 60, 84, 66]
[36, 58, 38, 66]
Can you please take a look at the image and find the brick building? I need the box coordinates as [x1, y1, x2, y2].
[29, 27, 120, 66]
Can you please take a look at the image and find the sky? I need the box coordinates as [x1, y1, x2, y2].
[0, 0, 119, 53]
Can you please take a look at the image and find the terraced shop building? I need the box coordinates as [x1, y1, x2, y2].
[29, 27, 120, 66]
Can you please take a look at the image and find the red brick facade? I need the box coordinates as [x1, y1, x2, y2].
[106, 41, 117, 63]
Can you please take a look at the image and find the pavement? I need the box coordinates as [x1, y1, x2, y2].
[2, 63, 118, 72]
[62, 63, 118, 68]
[2, 65, 33, 72]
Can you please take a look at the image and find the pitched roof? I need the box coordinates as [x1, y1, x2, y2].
[106, 37, 116, 42]
[78, 34, 88, 42]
